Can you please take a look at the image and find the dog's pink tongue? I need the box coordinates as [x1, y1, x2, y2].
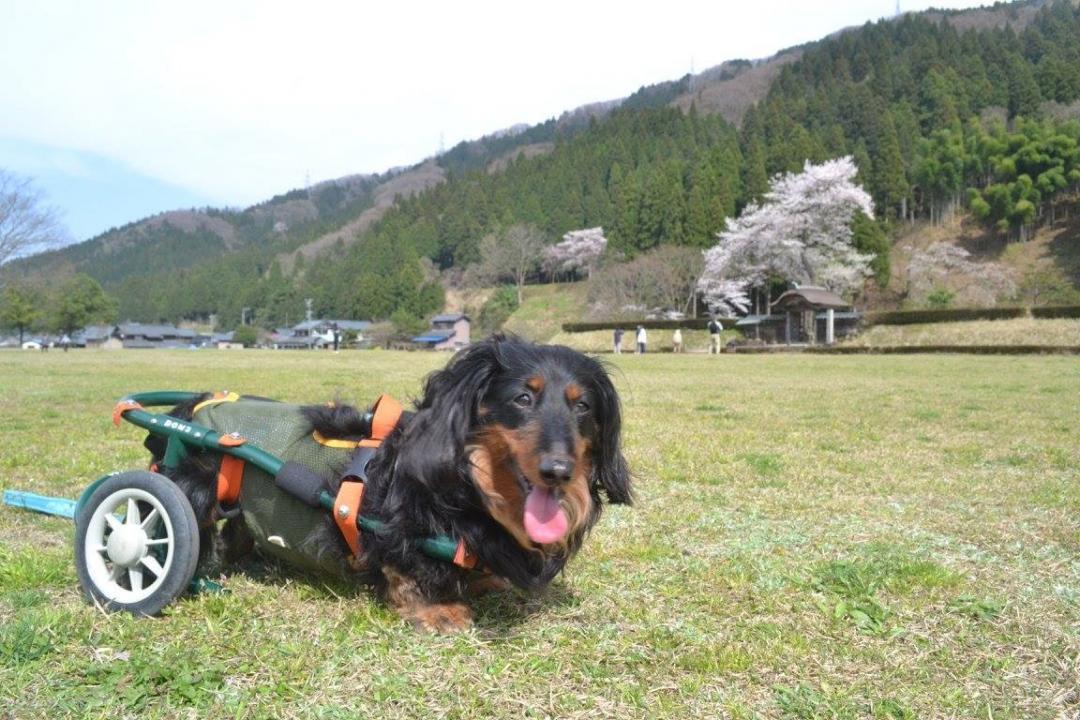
[524, 485, 568, 544]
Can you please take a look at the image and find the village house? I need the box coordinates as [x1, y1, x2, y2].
[111, 323, 198, 349]
[411, 314, 471, 350]
[270, 319, 371, 350]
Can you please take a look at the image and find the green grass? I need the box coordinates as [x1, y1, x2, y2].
[502, 281, 589, 342]
[1, 349, 1078, 718]
[845, 318, 1080, 347]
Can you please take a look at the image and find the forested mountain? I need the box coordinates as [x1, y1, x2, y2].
[5, 0, 1079, 331]
[13, 172, 384, 283]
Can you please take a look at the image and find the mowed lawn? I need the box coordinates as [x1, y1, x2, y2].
[0, 349, 1077, 719]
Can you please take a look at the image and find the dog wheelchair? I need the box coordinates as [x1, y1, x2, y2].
[73, 391, 472, 615]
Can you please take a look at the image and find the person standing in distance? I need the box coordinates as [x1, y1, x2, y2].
[636, 325, 647, 354]
[613, 327, 624, 354]
[708, 317, 723, 354]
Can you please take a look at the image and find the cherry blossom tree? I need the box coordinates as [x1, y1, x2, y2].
[906, 243, 1016, 307]
[698, 157, 875, 315]
[542, 227, 607, 281]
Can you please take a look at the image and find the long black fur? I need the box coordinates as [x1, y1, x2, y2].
[148, 335, 632, 612]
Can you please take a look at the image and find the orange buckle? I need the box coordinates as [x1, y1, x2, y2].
[452, 539, 478, 569]
[112, 399, 143, 427]
[358, 394, 403, 448]
[216, 455, 245, 505]
[333, 481, 365, 557]
[217, 432, 247, 447]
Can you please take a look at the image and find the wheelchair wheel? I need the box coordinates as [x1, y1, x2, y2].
[74, 471, 200, 616]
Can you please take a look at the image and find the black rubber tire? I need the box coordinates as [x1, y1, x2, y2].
[74, 470, 200, 616]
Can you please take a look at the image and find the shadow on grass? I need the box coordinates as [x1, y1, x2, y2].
[469, 581, 579, 635]
[190, 552, 580, 635]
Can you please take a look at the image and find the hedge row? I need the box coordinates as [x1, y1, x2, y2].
[1031, 305, 1080, 319]
[862, 307, 1027, 326]
[806, 345, 1080, 355]
[566, 305, 1080, 333]
[562, 318, 734, 333]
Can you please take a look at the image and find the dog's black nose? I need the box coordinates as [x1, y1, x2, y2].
[539, 455, 575, 483]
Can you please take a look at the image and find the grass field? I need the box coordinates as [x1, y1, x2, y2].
[1, 349, 1077, 719]
[845, 318, 1080, 348]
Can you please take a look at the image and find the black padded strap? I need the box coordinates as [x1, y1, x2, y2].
[342, 446, 378, 483]
[275, 461, 327, 508]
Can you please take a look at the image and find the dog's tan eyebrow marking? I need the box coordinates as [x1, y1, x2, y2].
[565, 383, 582, 403]
[526, 375, 545, 394]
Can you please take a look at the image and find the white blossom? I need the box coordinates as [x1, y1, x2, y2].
[542, 227, 607, 279]
[698, 157, 875, 314]
[907, 243, 1016, 306]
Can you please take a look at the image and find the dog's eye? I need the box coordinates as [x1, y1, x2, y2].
[513, 393, 533, 408]
[575, 400, 590, 414]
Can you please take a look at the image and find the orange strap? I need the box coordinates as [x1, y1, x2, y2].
[452, 540, 478, 569]
[216, 455, 245, 505]
[112, 399, 143, 426]
[193, 390, 240, 414]
[333, 481, 366, 557]
[358, 395, 404, 448]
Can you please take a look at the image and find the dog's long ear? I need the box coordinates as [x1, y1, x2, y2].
[393, 336, 504, 488]
[589, 367, 633, 505]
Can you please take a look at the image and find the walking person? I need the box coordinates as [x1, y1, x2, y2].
[613, 327, 623, 354]
[636, 325, 647, 354]
[708, 317, 723, 354]
[672, 328, 683, 354]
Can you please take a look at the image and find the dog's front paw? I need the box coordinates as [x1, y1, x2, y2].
[409, 602, 474, 634]
[383, 565, 473, 634]
[468, 574, 512, 597]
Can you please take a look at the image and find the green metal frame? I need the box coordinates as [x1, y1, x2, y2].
[109, 391, 460, 564]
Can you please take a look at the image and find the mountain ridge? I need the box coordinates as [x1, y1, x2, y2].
[16, 0, 1061, 278]
[4, 0, 1078, 330]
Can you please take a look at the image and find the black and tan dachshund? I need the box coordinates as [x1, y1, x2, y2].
[149, 335, 632, 632]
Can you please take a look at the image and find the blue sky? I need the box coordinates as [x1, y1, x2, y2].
[0, 138, 215, 242]
[1, 0, 988, 244]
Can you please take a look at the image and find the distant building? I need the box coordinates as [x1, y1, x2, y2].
[270, 319, 371, 350]
[771, 287, 856, 345]
[412, 314, 470, 350]
[73, 325, 114, 348]
[211, 331, 243, 350]
[113, 323, 197, 349]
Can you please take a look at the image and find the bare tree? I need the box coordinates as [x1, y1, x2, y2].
[0, 170, 65, 267]
[469, 224, 545, 304]
[588, 246, 704, 319]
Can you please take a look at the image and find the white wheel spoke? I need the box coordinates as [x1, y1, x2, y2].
[85, 484, 180, 604]
[125, 498, 141, 526]
[140, 507, 160, 531]
[140, 555, 165, 577]
[128, 566, 144, 592]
